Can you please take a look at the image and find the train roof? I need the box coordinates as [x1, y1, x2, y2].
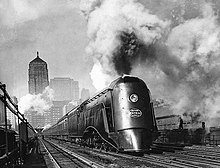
[80, 75, 146, 105]
[46, 75, 146, 130]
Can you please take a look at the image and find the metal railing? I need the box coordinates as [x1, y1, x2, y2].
[0, 82, 36, 166]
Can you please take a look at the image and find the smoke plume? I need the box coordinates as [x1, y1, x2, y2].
[80, 0, 169, 89]
[81, 0, 220, 127]
[132, 3, 220, 126]
[18, 86, 54, 115]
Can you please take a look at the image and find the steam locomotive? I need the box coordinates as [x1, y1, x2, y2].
[43, 75, 157, 154]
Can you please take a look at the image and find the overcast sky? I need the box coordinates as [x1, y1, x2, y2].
[0, 0, 220, 106]
[0, 0, 96, 99]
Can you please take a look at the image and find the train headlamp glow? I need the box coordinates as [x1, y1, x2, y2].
[129, 94, 138, 103]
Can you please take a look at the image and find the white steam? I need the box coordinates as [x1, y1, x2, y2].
[80, 0, 169, 90]
[18, 86, 54, 115]
[132, 3, 220, 126]
[81, 0, 220, 126]
[42, 123, 52, 132]
[166, 3, 220, 126]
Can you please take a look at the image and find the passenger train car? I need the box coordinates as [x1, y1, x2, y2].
[43, 75, 157, 154]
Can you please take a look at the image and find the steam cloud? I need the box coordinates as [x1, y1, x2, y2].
[42, 123, 52, 131]
[81, 0, 220, 127]
[80, 0, 169, 89]
[18, 86, 54, 115]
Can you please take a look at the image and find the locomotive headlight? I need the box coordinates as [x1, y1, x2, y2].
[129, 93, 138, 103]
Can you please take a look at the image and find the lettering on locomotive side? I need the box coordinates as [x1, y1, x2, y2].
[130, 108, 142, 118]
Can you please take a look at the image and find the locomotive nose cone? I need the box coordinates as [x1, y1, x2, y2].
[118, 129, 150, 152]
[129, 130, 139, 150]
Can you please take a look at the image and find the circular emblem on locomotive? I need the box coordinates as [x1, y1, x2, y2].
[130, 108, 142, 118]
[129, 93, 138, 103]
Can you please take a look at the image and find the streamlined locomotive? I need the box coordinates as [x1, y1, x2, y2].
[43, 75, 157, 153]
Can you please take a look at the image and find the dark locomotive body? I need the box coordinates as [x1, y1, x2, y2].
[44, 76, 157, 153]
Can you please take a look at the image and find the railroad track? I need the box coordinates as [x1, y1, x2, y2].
[40, 139, 105, 168]
[159, 148, 220, 168]
[46, 139, 205, 168]
[45, 138, 220, 168]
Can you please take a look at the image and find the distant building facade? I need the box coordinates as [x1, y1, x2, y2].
[46, 101, 70, 125]
[24, 110, 45, 128]
[28, 51, 49, 94]
[6, 96, 18, 130]
[50, 77, 79, 101]
[81, 88, 90, 102]
[63, 101, 77, 115]
[26, 51, 49, 128]
[72, 80, 79, 101]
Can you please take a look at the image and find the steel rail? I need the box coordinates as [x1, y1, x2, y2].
[43, 139, 105, 168]
[40, 140, 61, 168]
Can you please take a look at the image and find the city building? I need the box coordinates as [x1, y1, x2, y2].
[31, 111, 45, 128]
[6, 96, 18, 130]
[81, 88, 90, 102]
[63, 101, 77, 115]
[26, 51, 49, 128]
[44, 110, 51, 126]
[49, 101, 70, 125]
[24, 110, 45, 128]
[28, 51, 49, 94]
[72, 80, 79, 102]
[50, 77, 79, 101]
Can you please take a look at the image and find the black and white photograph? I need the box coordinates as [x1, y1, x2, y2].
[0, 0, 220, 167]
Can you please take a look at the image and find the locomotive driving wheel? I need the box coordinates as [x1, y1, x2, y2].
[83, 127, 118, 153]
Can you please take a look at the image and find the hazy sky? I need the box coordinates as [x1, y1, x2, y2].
[0, 0, 95, 99]
[1, 0, 220, 109]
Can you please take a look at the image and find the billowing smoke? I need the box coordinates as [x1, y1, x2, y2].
[164, 3, 220, 125]
[80, 0, 169, 90]
[81, 0, 220, 127]
[18, 86, 54, 115]
[132, 3, 220, 126]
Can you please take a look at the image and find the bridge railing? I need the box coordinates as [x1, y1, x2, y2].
[0, 82, 36, 166]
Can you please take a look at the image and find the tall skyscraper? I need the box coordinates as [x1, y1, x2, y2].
[28, 51, 49, 94]
[26, 51, 48, 128]
[81, 88, 90, 102]
[50, 77, 79, 101]
[73, 80, 79, 101]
